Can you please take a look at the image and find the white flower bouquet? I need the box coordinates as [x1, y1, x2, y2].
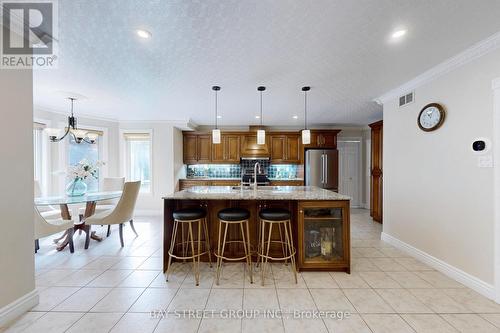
[68, 159, 104, 181]
[66, 159, 105, 196]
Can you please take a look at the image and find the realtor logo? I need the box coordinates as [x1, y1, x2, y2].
[1, 0, 58, 68]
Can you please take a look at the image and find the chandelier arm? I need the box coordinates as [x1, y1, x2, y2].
[51, 126, 71, 142]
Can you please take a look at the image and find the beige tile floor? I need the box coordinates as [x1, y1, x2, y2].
[2, 209, 500, 332]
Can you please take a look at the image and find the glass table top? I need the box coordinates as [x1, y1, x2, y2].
[35, 191, 122, 206]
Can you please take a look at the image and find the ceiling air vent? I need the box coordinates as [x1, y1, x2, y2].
[399, 92, 414, 107]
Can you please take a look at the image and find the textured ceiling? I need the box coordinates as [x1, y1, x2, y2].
[34, 0, 500, 126]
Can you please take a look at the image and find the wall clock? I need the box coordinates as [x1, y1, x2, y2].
[418, 103, 446, 132]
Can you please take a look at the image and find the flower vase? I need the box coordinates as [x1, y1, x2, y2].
[66, 178, 87, 196]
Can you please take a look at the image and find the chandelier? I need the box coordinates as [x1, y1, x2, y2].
[46, 98, 98, 144]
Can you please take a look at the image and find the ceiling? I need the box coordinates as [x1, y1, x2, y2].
[34, 0, 500, 126]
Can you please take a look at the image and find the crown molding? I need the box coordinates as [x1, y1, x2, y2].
[375, 31, 500, 105]
[35, 105, 119, 123]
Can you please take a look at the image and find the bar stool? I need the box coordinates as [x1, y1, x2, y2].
[166, 208, 212, 286]
[258, 208, 297, 286]
[215, 208, 253, 285]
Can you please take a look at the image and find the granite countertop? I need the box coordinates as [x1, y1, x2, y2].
[182, 178, 304, 181]
[163, 186, 350, 201]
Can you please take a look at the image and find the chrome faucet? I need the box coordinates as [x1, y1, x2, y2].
[253, 162, 261, 190]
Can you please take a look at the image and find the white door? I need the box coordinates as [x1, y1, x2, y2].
[338, 141, 361, 207]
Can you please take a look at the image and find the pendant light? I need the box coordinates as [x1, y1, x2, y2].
[46, 97, 97, 144]
[257, 86, 266, 145]
[212, 86, 221, 144]
[301, 86, 311, 145]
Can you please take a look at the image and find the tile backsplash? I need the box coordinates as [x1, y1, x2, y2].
[186, 161, 298, 179]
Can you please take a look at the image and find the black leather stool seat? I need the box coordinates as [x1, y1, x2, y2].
[173, 208, 207, 221]
[259, 208, 291, 221]
[218, 208, 250, 221]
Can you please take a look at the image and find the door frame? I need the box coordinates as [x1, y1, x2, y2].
[493, 77, 500, 303]
[337, 137, 363, 208]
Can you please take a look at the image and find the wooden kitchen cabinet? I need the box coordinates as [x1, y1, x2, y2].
[270, 135, 286, 162]
[286, 134, 301, 163]
[183, 134, 212, 164]
[297, 200, 350, 272]
[197, 135, 212, 163]
[303, 130, 341, 149]
[369, 120, 383, 223]
[212, 135, 240, 163]
[179, 180, 210, 190]
[182, 130, 339, 164]
[183, 135, 198, 164]
[270, 134, 301, 163]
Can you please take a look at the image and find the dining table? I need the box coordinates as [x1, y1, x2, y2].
[35, 191, 122, 251]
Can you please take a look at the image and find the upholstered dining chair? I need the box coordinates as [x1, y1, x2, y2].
[84, 181, 141, 248]
[79, 177, 125, 236]
[34, 180, 61, 219]
[34, 207, 75, 253]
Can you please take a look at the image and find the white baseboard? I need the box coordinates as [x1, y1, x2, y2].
[134, 209, 162, 217]
[381, 232, 496, 301]
[0, 289, 38, 328]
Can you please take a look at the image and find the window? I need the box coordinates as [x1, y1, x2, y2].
[68, 130, 102, 192]
[124, 132, 152, 193]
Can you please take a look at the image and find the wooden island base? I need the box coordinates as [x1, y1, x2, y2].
[163, 188, 350, 273]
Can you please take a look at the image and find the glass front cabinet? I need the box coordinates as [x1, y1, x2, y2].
[298, 201, 350, 273]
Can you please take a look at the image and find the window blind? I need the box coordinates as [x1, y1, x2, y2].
[33, 122, 46, 130]
[123, 133, 150, 140]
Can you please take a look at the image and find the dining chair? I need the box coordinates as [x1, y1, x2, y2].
[79, 177, 125, 236]
[34, 180, 61, 219]
[34, 207, 75, 253]
[84, 181, 141, 248]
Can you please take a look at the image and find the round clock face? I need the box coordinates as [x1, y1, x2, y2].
[418, 103, 445, 131]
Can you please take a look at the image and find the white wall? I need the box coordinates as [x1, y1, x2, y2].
[383, 48, 500, 286]
[0, 69, 37, 323]
[119, 122, 183, 213]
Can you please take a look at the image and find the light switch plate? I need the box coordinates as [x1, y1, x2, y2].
[478, 155, 493, 168]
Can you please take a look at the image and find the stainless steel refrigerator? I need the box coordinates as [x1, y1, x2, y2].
[305, 149, 339, 191]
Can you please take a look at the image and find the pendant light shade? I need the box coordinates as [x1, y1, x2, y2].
[257, 129, 265, 145]
[212, 129, 221, 144]
[257, 86, 266, 145]
[301, 129, 311, 145]
[301, 86, 311, 145]
[212, 86, 221, 144]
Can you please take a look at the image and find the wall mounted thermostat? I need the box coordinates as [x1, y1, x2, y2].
[471, 137, 491, 155]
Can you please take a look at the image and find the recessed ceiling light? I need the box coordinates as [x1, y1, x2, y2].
[391, 29, 407, 40]
[136, 29, 152, 39]
[292, 115, 298, 119]
[217, 115, 222, 119]
[255, 115, 261, 119]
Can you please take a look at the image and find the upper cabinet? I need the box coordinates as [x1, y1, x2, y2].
[303, 130, 341, 149]
[197, 135, 212, 163]
[182, 130, 339, 164]
[240, 134, 270, 158]
[183, 134, 212, 164]
[212, 135, 241, 163]
[270, 134, 301, 163]
[183, 135, 198, 164]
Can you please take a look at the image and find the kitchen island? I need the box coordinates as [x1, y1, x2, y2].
[163, 186, 351, 273]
